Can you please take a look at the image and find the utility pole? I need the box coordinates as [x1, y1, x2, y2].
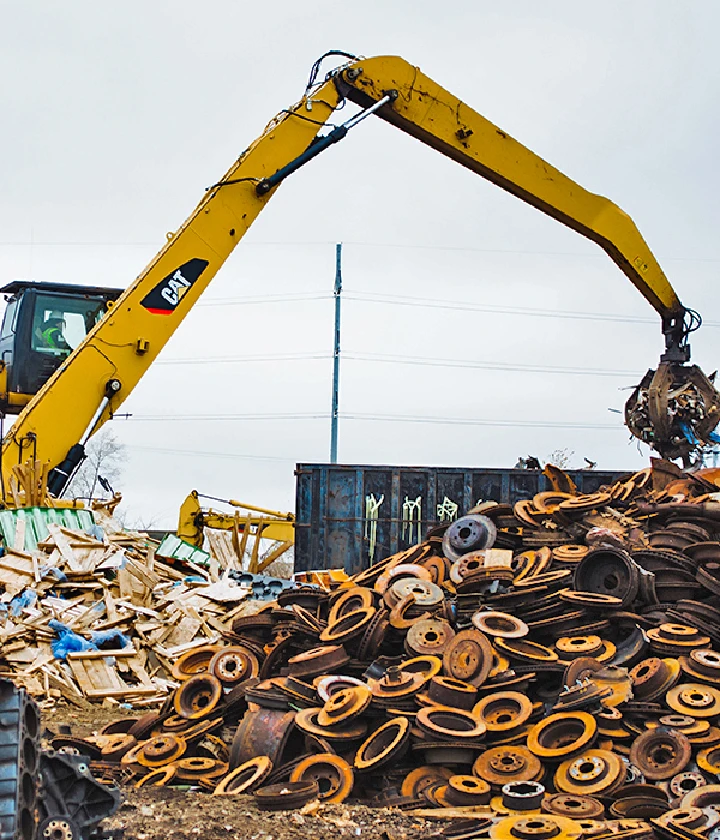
[330, 243, 342, 463]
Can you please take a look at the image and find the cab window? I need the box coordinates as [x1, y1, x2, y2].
[0, 298, 18, 339]
[31, 294, 105, 354]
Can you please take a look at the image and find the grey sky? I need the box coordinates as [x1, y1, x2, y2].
[1, 1, 719, 526]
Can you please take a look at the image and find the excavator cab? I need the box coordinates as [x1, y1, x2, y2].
[0, 281, 123, 416]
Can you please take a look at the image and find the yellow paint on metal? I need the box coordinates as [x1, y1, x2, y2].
[1, 55, 682, 491]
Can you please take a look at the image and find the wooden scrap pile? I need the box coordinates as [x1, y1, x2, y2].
[0, 508, 265, 708]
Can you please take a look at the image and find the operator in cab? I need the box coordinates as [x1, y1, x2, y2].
[40, 311, 71, 353]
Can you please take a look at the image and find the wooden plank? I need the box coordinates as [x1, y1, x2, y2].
[46, 524, 82, 572]
[66, 648, 136, 660]
[84, 687, 158, 698]
[13, 517, 26, 553]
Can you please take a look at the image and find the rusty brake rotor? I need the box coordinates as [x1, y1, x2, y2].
[527, 712, 597, 760]
[443, 629, 495, 687]
[473, 692, 533, 734]
[629, 726, 691, 780]
[289, 753, 354, 804]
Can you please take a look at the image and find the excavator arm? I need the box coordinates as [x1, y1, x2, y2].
[2, 54, 716, 496]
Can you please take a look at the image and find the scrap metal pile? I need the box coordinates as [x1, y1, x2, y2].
[53, 460, 720, 840]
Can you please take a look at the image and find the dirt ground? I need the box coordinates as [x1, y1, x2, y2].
[106, 789, 431, 840]
[42, 703, 434, 840]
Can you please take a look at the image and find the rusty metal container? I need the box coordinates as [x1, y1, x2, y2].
[294, 463, 627, 575]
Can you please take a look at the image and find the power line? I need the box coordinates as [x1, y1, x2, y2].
[156, 352, 331, 366]
[197, 292, 331, 307]
[190, 289, 720, 328]
[1, 238, 718, 263]
[126, 444, 295, 463]
[343, 352, 641, 378]
[123, 411, 622, 430]
[155, 349, 640, 378]
[125, 412, 327, 422]
[343, 413, 622, 430]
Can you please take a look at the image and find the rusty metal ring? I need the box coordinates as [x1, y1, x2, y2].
[317, 684, 372, 726]
[666, 683, 720, 718]
[214, 756, 273, 795]
[137, 735, 187, 768]
[527, 712, 597, 760]
[472, 692, 533, 733]
[315, 675, 364, 703]
[391, 578, 444, 608]
[389, 594, 431, 630]
[399, 656, 443, 680]
[533, 492, 573, 514]
[421, 557, 447, 586]
[174, 673, 223, 720]
[319, 607, 375, 644]
[668, 772, 708, 800]
[416, 705, 486, 740]
[161, 715, 193, 733]
[294, 708, 368, 742]
[473, 611, 528, 639]
[490, 815, 584, 840]
[552, 545, 590, 564]
[443, 515, 497, 562]
[559, 591, 623, 608]
[100, 734, 137, 762]
[555, 636, 604, 658]
[445, 775, 492, 805]
[371, 666, 427, 700]
[472, 745, 542, 786]
[135, 766, 177, 788]
[443, 629, 495, 687]
[354, 717, 410, 772]
[501, 780, 546, 811]
[542, 794, 605, 820]
[655, 714, 709, 735]
[573, 548, 639, 608]
[175, 757, 228, 780]
[254, 780, 320, 811]
[420, 676, 478, 711]
[209, 647, 259, 685]
[680, 649, 720, 684]
[630, 658, 681, 701]
[388, 563, 433, 583]
[401, 766, 453, 799]
[287, 645, 350, 679]
[697, 744, 720, 775]
[406, 618, 455, 655]
[328, 587, 375, 624]
[289, 753, 354, 804]
[629, 726, 691, 780]
[554, 749, 625, 795]
[495, 637, 558, 664]
[171, 645, 223, 681]
[680, 784, 720, 810]
[177, 716, 223, 742]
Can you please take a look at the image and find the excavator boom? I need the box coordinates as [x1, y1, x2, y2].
[1, 54, 716, 496]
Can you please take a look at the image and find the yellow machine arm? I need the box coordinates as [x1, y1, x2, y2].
[177, 490, 294, 573]
[177, 490, 294, 546]
[1, 53, 711, 493]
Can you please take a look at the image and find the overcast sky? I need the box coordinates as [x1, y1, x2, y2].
[1, 1, 719, 527]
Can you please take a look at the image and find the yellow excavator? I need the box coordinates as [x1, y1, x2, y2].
[0, 51, 717, 504]
[177, 490, 294, 573]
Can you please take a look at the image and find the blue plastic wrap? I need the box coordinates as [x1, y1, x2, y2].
[48, 619, 95, 660]
[9, 589, 37, 617]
